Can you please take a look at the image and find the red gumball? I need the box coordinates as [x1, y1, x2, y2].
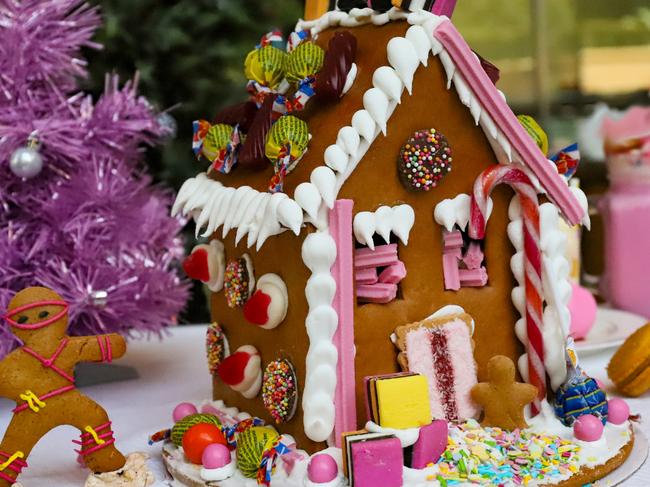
[182, 423, 227, 464]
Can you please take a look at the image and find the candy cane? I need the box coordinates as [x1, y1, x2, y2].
[469, 164, 545, 415]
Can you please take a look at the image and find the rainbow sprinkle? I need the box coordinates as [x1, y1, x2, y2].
[262, 359, 297, 423]
[434, 420, 582, 485]
[224, 257, 251, 308]
[206, 322, 226, 375]
[398, 128, 452, 192]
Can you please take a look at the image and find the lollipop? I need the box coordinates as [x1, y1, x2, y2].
[265, 115, 310, 192]
[285, 41, 324, 85]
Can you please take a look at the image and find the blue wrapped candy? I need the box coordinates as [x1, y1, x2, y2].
[554, 375, 608, 426]
[553, 337, 608, 426]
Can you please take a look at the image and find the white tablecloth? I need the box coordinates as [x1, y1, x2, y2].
[1, 325, 648, 486]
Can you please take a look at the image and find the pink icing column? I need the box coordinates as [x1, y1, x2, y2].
[433, 20, 584, 226]
[329, 199, 357, 446]
[431, 0, 457, 17]
[468, 165, 545, 415]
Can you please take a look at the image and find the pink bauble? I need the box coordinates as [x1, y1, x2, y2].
[173, 402, 198, 422]
[574, 414, 604, 442]
[202, 443, 231, 469]
[307, 454, 338, 483]
[607, 398, 630, 425]
[568, 284, 598, 340]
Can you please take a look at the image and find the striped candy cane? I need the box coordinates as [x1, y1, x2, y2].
[469, 164, 545, 415]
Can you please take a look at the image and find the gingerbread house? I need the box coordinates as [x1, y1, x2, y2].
[172, 2, 589, 455]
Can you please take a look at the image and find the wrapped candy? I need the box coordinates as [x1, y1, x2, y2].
[285, 41, 324, 85]
[245, 45, 288, 91]
[191, 120, 242, 174]
[236, 426, 279, 478]
[551, 143, 580, 180]
[553, 338, 608, 426]
[265, 115, 310, 192]
[517, 114, 549, 156]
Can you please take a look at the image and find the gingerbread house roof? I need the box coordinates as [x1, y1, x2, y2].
[172, 7, 588, 250]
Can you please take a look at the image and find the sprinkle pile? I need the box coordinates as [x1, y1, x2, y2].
[398, 128, 452, 192]
[432, 420, 581, 485]
[206, 322, 226, 375]
[262, 359, 298, 423]
[224, 257, 251, 308]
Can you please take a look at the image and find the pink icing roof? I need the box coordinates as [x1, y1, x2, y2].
[434, 20, 585, 226]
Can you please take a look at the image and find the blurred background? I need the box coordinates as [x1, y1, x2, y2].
[81, 0, 649, 323]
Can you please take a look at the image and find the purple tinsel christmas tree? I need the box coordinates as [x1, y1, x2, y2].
[0, 0, 189, 357]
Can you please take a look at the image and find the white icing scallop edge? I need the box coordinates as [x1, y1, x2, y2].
[301, 231, 339, 442]
[509, 195, 577, 391]
[353, 204, 415, 249]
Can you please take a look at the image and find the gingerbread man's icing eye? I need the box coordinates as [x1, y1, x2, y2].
[38, 311, 50, 319]
[17, 315, 29, 324]
[243, 273, 288, 330]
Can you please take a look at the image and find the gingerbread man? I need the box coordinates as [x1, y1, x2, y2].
[0, 286, 127, 486]
[471, 355, 537, 430]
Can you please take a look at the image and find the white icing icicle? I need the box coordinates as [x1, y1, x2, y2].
[362, 88, 389, 135]
[294, 182, 322, 221]
[353, 211, 376, 250]
[324, 145, 349, 173]
[387, 37, 419, 94]
[372, 66, 403, 103]
[351, 109, 376, 141]
[277, 198, 303, 235]
[336, 126, 360, 156]
[405, 25, 430, 66]
[353, 204, 416, 248]
[310, 166, 337, 209]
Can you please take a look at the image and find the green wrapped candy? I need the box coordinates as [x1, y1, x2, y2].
[265, 115, 309, 164]
[286, 41, 324, 84]
[244, 45, 287, 89]
[236, 426, 279, 478]
[202, 123, 233, 162]
[170, 413, 222, 447]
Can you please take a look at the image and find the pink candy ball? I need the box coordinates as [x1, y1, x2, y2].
[307, 454, 338, 483]
[574, 414, 604, 442]
[202, 443, 231, 469]
[568, 283, 597, 340]
[173, 402, 198, 422]
[607, 398, 630, 425]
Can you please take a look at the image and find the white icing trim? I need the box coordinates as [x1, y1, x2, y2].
[434, 193, 493, 233]
[301, 232, 338, 442]
[509, 196, 572, 390]
[352, 204, 415, 249]
[365, 421, 420, 448]
[341, 62, 357, 96]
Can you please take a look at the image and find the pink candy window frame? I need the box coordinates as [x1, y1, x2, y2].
[441, 229, 488, 290]
[354, 244, 407, 304]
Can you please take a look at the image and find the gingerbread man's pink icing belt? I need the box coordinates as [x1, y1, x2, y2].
[3, 299, 69, 330]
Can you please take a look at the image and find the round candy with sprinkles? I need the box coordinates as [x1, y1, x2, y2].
[224, 254, 255, 308]
[206, 322, 229, 375]
[262, 358, 298, 423]
[398, 128, 452, 191]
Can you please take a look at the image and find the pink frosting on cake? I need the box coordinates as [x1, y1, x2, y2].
[405, 327, 445, 419]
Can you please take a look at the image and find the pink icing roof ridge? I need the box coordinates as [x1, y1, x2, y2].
[434, 20, 585, 226]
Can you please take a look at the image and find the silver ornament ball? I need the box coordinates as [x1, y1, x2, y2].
[10, 147, 43, 179]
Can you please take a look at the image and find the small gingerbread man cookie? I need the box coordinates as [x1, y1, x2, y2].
[0, 286, 129, 487]
[471, 355, 537, 430]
